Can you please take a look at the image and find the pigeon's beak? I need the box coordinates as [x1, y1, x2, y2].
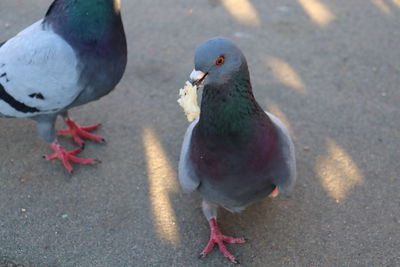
[189, 69, 208, 88]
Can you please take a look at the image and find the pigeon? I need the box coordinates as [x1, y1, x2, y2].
[178, 37, 296, 263]
[0, 0, 127, 172]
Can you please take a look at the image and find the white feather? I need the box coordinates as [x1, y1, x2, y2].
[0, 20, 81, 117]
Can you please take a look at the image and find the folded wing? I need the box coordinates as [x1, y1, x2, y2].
[178, 119, 201, 193]
[0, 20, 81, 118]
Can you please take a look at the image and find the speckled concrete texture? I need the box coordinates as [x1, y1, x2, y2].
[0, 0, 399, 266]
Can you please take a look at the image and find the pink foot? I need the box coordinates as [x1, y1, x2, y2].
[58, 117, 105, 148]
[269, 187, 279, 198]
[200, 218, 246, 264]
[44, 143, 98, 173]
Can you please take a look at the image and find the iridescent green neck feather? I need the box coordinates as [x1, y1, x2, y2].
[197, 65, 265, 139]
[44, 0, 123, 49]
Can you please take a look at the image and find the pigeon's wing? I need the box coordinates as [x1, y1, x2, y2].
[266, 112, 297, 195]
[178, 119, 201, 193]
[0, 20, 81, 118]
[0, 41, 6, 48]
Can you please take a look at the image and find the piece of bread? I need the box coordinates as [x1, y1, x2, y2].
[177, 81, 200, 122]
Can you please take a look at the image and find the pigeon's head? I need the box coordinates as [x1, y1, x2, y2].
[189, 37, 247, 87]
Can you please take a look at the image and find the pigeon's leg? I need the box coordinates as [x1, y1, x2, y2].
[58, 112, 105, 148]
[35, 114, 99, 173]
[44, 142, 98, 173]
[200, 200, 245, 264]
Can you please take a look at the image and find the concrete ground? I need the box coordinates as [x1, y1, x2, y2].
[0, 0, 399, 266]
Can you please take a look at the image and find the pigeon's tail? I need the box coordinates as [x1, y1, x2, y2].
[0, 41, 6, 47]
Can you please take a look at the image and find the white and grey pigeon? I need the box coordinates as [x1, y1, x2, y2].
[0, 0, 127, 172]
[178, 37, 296, 263]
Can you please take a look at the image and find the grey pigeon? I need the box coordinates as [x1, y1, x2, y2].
[178, 37, 296, 263]
[0, 0, 127, 172]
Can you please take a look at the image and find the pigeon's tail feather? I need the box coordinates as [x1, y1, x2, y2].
[0, 41, 6, 47]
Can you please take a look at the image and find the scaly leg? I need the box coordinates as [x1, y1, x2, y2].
[200, 200, 245, 264]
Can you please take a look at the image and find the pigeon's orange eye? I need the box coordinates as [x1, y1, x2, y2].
[215, 56, 225, 66]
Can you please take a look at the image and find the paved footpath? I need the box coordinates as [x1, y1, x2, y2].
[0, 0, 399, 266]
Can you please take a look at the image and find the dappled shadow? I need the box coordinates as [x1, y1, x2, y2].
[264, 55, 307, 94]
[142, 126, 181, 245]
[220, 0, 262, 27]
[218, 0, 336, 28]
[315, 138, 364, 202]
[371, 0, 400, 15]
[1, 0, 399, 266]
[297, 0, 335, 27]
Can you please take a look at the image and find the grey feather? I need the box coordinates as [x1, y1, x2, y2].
[178, 118, 201, 193]
[179, 37, 297, 215]
[266, 112, 297, 195]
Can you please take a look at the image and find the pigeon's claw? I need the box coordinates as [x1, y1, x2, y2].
[200, 219, 245, 264]
[44, 143, 98, 173]
[58, 117, 105, 148]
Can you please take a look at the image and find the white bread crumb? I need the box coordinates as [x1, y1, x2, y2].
[177, 81, 200, 122]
